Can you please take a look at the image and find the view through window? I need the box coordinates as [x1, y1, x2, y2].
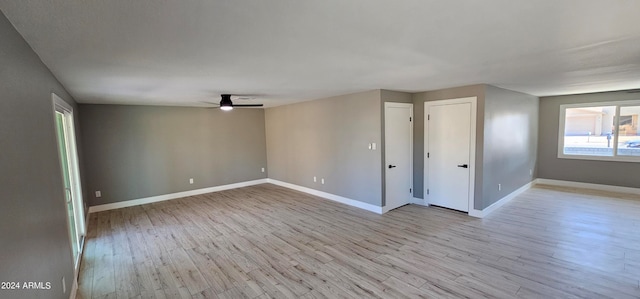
[560, 101, 640, 161]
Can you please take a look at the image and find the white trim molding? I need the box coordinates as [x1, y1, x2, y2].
[267, 179, 384, 214]
[68, 279, 78, 299]
[410, 197, 429, 206]
[88, 179, 268, 213]
[535, 178, 640, 195]
[469, 181, 535, 218]
[466, 178, 640, 218]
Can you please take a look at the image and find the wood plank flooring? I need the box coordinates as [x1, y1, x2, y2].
[77, 184, 640, 298]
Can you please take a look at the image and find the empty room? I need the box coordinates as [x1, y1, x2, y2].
[2, 1, 640, 299]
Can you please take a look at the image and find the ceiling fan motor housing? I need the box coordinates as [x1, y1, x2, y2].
[220, 94, 233, 107]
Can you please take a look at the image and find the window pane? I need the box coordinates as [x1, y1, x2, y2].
[617, 106, 640, 156]
[563, 106, 615, 156]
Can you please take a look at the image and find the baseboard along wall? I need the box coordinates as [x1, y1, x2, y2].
[266, 179, 384, 214]
[469, 181, 535, 218]
[88, 179, 269, 213]
[86, 178, 385, 214]
[87, 176, 640, 219]
[535, 178, 640, 195]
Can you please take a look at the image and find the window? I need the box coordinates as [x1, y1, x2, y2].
[559, 100, 640, 162]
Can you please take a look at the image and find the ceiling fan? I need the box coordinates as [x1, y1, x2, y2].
[205, 94, 264, 111]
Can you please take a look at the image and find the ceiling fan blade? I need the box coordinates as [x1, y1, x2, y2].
[233, 104, 264, 107]
[231, 94, 264, 100]
[233, 96, 257, 101]
[199, 101, 220, 108]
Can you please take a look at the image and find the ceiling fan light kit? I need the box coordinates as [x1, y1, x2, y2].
[220, 94, 234, 111]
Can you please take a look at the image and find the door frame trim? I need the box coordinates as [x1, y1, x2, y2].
[384, 102, 414, 211]
[424, 97, 477, 214]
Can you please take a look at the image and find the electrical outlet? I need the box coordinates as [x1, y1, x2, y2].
[189, 178, 194, 184]
[321, 178, 325, 184]
[529, 169, 533, 175]
[498, 184, 502, 191]
[313, 176, 317, 182]
[95, 191, 101, 198]
[261, 167, 265, 173]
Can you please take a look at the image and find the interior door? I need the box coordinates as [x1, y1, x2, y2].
[53, 94, 85, 269]
[425, 100, 474, 212]
[385, 103, 413, 211]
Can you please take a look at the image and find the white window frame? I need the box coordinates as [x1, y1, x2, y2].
[52, 93, 86, 270]
[558, 100, 640, 163]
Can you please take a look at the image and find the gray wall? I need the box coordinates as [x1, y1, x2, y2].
[265, 90, 382, 206]
[482, 85, 538, 209]
[380, 90, 413, 205]
[539, 90, 640, 187]
[381, 90, 413, 103]
[79, 105, 267, 206]
[0, 11, 79, 299]
[412, 85, 486, 203]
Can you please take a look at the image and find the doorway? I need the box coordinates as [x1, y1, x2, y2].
[424, 97, 476, 212]
[384, 102, 413, 212]
[53, 93, 85, 270]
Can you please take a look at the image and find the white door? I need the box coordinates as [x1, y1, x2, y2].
[385, 103, 413, 211]
[425, 98, 476, 212]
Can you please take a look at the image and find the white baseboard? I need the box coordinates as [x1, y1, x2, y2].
[88, 179, 268, 213]
[469, 180, 535, 218]
[410, 197, 428, 206]
[534, 178, 640, 195]
[467, 209, 483, 218]
[266, 179, 384, 214]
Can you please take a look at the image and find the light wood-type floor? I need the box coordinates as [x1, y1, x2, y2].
[77, 184, 640, 298]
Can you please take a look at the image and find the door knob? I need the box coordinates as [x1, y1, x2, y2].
[457, 164, 468, 168]
[388, 165, 397, 169]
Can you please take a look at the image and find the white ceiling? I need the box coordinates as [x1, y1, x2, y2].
[2, 1, 640, 107]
